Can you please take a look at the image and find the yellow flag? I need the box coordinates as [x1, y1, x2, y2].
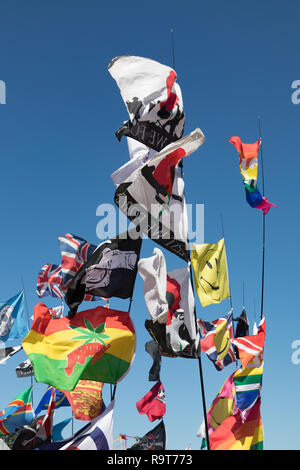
[191, 238, 230, 307]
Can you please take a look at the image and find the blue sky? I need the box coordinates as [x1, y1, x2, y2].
[0, 0, 299, 450]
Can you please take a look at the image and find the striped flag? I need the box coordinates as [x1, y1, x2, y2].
[0, 386, 35, 435]
[233, 363, 263, 422]
[232, 317, 265, 368]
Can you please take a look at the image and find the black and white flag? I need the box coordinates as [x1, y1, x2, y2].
[0, 345, 22, 365]
[65, 228, 142, 317]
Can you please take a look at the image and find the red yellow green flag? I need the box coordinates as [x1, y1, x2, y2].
[22, 303, 136, 391]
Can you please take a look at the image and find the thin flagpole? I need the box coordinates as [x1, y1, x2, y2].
[258, 116, 265, 320]
[220, 213, 233, 310]
[21, 277, 34, 399]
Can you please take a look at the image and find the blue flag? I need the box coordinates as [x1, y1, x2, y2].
[35, 386, 70, 416]
[0, 292, 28, 342]
[52, 418, 72, 441]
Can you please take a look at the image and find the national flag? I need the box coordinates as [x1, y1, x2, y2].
[145, 339, 161, 382]
[229, 136, 275, 214]
[34, 386, 56, 444]
[37, 399, 115, 450]
[191, 238, 230, 307]
[22, 302, 136, 391]
[0, 291, 28, 342]
[136, 381, 166, 422]
[232, 317, 265, 368]
[16, 358, 34, 378]
[37, 264, 63, 299]
[197, 372, 236, 439]
[198, 310, 236, 371]
[139, 248, 197, 357]
[0, 345, 22, 364]
[114, 129, 205, 261]
[209, 398, 263, 450]
[108, 56, 185, 152]
[130, 420, 166, 450]
[65, 228, 142, 318]
[0, 386, 34, 435]
[233, 363, 263, 422]
[62, 380, 105, 421]
[35, 386, 70, 416]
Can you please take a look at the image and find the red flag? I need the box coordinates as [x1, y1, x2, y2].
[136, 381, 166, 422]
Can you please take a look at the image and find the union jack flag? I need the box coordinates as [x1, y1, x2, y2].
[37, 234, 108, 304]
[198, 310, 236, 371]
[37, 264, 63, 299]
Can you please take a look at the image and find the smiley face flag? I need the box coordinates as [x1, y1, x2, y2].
[191, 238, 230, 307]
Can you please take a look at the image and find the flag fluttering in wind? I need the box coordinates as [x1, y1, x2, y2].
[0, 291, 28, 342]
[35, 386, 69, 416]
[191, 238, 230, 307]
[65, 228, 142, 318]
[145, 339, 162, 382]
[37, 234, 103, 304]
[234, 308, 249, 339]
[197, 371, 236, 440]
[233, 363, 264, 422]
[229, 136, 275, 214]
[111, 137, 157, 186]
[232, 317, 265, 368]
[0, 345, 22, 365]
[37, 399, 115, 450]
[139, 248, 198, 358]
[22, 303, 136, 390]
[130, 420, 166, 450]
[37, 264, 63, 299]
[136, 381, 166, 422]
[115, 129, 205, 261]
[63, 380, 105, 421]
[209, 398, 263, 450]
[16, 358, 34, 378]
[108, 56, 185, 152]
[198, 310, 236, 370]
[0, 386, 34, 435]
[52, 418, 72, 441]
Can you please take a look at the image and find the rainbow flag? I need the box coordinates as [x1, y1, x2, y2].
[22, 303, 136, 391]
[229, 136, 275, 214]
[0, 386, 34, 435]
[209, 398, 263, 450]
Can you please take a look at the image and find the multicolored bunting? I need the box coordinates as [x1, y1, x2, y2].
[130, 420, 166, 450]
[229, 136, 275, 214]
[136, 381, 166, 422]
[114, 129, 205, 261]
[0, 291, 28, 342]
[108, 56, 185, 152]
[209, 398, 263, 450]
[63, 380, 105, 421]
[65, 228, 142, 318]
[198, 310, 236, 370]
[22, 302, 136, 390]
[37, 399, 115, 450]
[232, 316, 265, 368]
[191, 238, 230, 307]
[35, 386, 69, 416]
[0, 386, 34, 435]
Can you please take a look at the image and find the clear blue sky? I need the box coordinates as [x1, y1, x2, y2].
[0, 0, 299, 450]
